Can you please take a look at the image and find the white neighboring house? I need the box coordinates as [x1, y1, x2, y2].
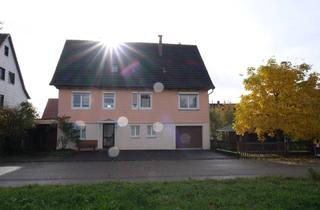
[0, 33, 30, 107]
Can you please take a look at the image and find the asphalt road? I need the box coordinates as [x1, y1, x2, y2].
[1, 159, 319, 187]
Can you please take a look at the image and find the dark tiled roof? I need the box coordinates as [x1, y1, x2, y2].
[50, 40, 214, 90]
[0, 33, 9, 45]
[42, 99, 58, 120]
[0, 33, 30, 99]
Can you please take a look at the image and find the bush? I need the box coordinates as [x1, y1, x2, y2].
[57, 116, 80, 149]
[0, 102, 38, 154]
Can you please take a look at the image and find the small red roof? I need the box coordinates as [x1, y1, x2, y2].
[42, 99, 58, 120]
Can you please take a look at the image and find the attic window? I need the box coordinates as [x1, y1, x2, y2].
[111, 64, 119, 73]
[4, 46, 9, 56]
[8, 72, 15, 84]
[0, 67, 5, 80]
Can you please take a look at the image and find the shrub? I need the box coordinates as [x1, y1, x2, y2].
[57, 116, 80, 149]
[0, 102, 38, 154]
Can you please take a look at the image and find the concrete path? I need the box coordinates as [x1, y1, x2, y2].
[0, 158, 319, 187]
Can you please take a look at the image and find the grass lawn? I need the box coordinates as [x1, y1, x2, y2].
[0, 177, 319, 210]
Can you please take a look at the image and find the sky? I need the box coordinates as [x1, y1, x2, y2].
[1, 0, 320, 115]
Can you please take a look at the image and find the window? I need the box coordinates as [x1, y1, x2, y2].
[179, 93, 199, 109]
[111, 64, 119, 73]
[132, 92, 152, 109]
[0, 94, 4, 107]
[130, 125, 140, 137]
[74, 124, 86, 140]
[147, 125, 156, 137]
[140, 93, 151, 108]
[132, 93, 139, 109]
[4, 46, 9, 56]
[0, 67, 5, 80]
[72, 92, 90, 109]
[8, 72, 15, 84]
[103, 92, 115, 109]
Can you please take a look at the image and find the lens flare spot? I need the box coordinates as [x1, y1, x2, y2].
[153, 82, 164, 93]
[153, 122, 164, 133]
[117, 116, 128, 127]
[108, 146, 120, 158]
[121, 61, 140, 76]
[180, 133, 191, 144]
[75, 120, 85, 128]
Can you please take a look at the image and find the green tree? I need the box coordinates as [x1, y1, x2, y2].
[234, 58, 320, 142]
[0, 102, 38, 154]
[210, 104, 235, 138]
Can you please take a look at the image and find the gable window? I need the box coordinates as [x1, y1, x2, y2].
[132, 92, 152, 109]
[147, 125, 156, 137]
[111, 64, 119, 73]
[0, 67, 5, 80]
[130, 125, 140, 137]
[179, 93, 199, 109]
[0, 94, 4, 107]
[74, 124, 86, 140]
[4, 46, 9, 56]
[8, 72, 15, 84]
[72, 92, 90, 109]
[103, 92, 115, 109]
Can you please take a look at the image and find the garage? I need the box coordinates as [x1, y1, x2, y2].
[176, 126, 202, 149]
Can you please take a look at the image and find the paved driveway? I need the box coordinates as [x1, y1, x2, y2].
[64, 150, 234, 161]
[0, 157, 319, 187]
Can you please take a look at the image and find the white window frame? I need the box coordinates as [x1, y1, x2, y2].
[178, 92, 200, 110]
[130, 125, 140, 138]
[131, 92, 152, 110]
[102, 92, 116, 110]
[147, 125, 156, 138]
[71, 91, 91, 110]
[131, 92, 139, 109]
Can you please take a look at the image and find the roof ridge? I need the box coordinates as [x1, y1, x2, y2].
[65, 39, 197, 47]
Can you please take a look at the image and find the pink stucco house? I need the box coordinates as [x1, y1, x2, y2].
[50, 36, 214, 150]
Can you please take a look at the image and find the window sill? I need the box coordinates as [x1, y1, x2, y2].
[130, 136, 140, 139]
[72, 107, 91, 110]
[102, 108, 115, 110]
[178, 108, 200, 111]
[147, 136, 157, 139]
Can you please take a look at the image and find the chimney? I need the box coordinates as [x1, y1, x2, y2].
[158, 35, 163, 56]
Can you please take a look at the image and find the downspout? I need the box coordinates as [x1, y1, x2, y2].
[208, 88, 214, 95]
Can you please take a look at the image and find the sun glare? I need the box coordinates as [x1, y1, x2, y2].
[100, 38, 121, 50]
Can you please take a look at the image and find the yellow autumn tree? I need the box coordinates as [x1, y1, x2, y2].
[234, 58, 320, 142]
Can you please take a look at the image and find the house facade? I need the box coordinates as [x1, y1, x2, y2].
[50, 38, 214, 150]
[0, 34, 30, 107]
